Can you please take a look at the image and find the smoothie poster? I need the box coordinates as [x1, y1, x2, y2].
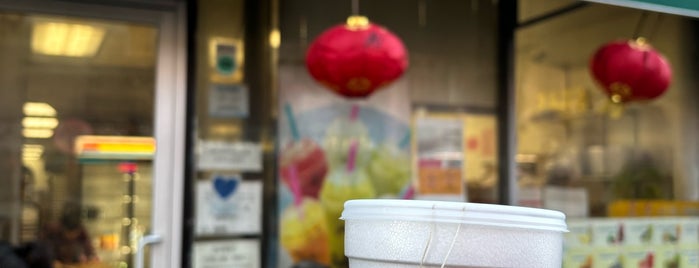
[276, 65, 412, 268]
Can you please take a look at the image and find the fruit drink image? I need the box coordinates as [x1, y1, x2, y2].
[280, 165, 330, 265]
[366, 143, 410, 197]
[664, 253, 679, 268]
[320, 140, 375, 268]
[638, 252, 653, 268]
[280, 197, 330, 266]
[280, 103, 329, 198]
[323, 104, 374, 170]
[280, 139, 328, 198]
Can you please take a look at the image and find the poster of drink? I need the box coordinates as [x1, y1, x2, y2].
[277, 66, 412, 268]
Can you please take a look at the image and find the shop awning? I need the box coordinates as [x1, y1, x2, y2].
[586, 0, 699, 18]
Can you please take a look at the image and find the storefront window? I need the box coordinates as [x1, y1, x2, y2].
[0, 11, 157, 268]
[276, 0, 498, 267]
[516, 1, 699, 266]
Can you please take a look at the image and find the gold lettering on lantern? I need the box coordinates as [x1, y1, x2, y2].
[346, 77, 372, 93]
[609, 82, 632, 104]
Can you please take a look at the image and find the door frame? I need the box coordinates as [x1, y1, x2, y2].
[0, 1, 187, 267]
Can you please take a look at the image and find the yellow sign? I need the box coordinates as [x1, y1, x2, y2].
[74, 135, 155, 160]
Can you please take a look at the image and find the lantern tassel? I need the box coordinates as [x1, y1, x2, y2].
[608, 102, 625, 119]
[599, 100, 625, 119]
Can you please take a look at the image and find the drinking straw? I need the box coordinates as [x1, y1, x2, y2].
[398, 130, 411, 150]
[346, 140, 359, 173]
[400, 185, 415, 200]
[289, 165, 303, 208]
[349, 103, 360, 121]
[284, 102, 300, 141]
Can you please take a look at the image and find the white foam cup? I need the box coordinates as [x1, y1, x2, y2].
[341, 199, 568, 268]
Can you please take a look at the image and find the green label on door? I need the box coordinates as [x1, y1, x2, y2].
[217, 55, 235, 75]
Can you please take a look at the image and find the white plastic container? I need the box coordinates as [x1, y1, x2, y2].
[341, 199, 568, 268]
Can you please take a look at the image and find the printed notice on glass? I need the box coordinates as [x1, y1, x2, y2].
[197, 141, 262, 171]
[195, 178, 262, 236]
[209, 84, 248, 118]
[544, 186, 589, 218]
[193, 239, 260, 268]
[413, 116, 466, 202]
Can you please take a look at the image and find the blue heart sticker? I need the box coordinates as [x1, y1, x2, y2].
[213, 176, 239, 199]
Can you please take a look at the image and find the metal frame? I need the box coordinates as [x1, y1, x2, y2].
[518, 2, 590, 28]
[496, 0, 518, 205]
[0, 1, 187, 267]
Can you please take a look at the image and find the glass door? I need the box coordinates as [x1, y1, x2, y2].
[0, 1, 185, 268]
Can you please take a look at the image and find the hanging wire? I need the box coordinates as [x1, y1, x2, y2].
[632, 11, 648, 40]
[418, 0, 427, 28]
[299, 17, 308, 48]
[633, 11, 664, 43]
[352, 0, 360, 15]
[649, 13, 664, 41]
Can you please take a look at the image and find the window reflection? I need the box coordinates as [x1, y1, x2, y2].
[0, 12, 156, 268]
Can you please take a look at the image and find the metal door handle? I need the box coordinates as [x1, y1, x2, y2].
[135, 234, 163, 268]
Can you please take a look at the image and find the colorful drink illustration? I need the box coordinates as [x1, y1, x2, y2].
[280, 103, 329, 198]
[280, 197, 330, 265]
[320, 140, 375, 267]
[366, 144, 411, 197]
[323, 104, 374, 170]
[280, 139, 328, 198]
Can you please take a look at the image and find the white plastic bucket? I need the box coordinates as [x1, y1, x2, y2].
[341, 199, 568, 268]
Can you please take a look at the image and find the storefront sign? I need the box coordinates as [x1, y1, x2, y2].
[74, 135, 155, 160]
[586, 0, 699, 18]
[194, 239, 260, 268]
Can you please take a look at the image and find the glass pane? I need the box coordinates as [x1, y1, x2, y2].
[275, 1, 499, 267]
[0, 11, 157, 268]
[516, 2, 699, 266]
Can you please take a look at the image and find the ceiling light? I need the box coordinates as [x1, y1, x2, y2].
[23, 144, 44, 153]
[23, 128, 54, 139]
[32, 22, 105, 57]
[269, 29, 280, 49]
[22, 145, 45, 161]
[22, 117, 59, 129]
[23, 102, 56, 117]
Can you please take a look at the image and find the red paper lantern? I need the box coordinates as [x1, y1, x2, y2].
[590, 39, 672, 104]
[306, 16, 408, 98]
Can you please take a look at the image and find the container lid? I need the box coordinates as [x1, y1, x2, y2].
[341, 199, 568, 232]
